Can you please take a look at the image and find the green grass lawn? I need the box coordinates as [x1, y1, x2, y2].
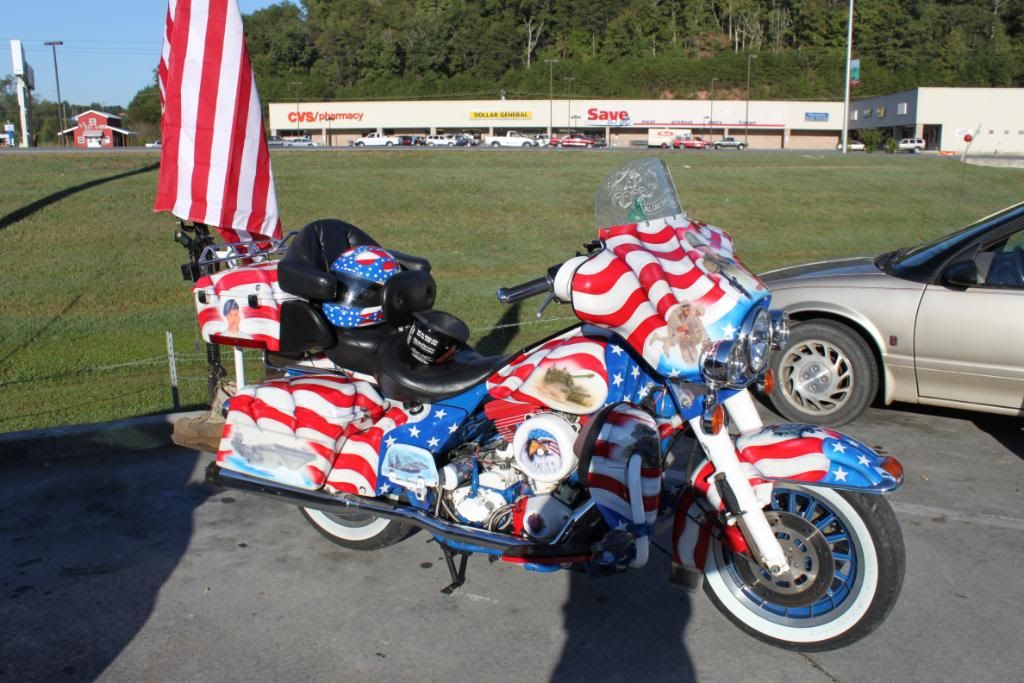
[1, 149, 1021, 432]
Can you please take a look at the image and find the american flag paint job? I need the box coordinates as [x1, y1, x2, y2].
[486, 328, 610, 414]
[155, 0, 281, 244]
[571, 215, 767, 380]
[217, 374, 387, 490]
[193, 262, 292, 350]
[586, 405, 662, 538]
[672, 422, 901, 572]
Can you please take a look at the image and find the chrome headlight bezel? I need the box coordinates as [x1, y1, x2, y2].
[700, 339, 746, 387]
[742, 307, 772, 373]
[769, 309, 790, 350]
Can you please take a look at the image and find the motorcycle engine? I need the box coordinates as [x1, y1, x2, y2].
[440, 412, 583, 540]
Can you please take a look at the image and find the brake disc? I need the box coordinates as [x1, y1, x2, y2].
[733, 511, 836, 608]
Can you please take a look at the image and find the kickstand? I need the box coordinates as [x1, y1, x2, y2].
[440, 545, 470, 595]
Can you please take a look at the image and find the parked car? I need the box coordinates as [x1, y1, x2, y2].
[426, 134, 456, 146]
[144, 140, 161, 148]
[452, 134, 472, 146]
[898, 138, 926, 153]
[397, 135, 416, 146]
[266, 136, 284, 148]
[534, 134, 551, 147]
[673, 136, 713, 150]
[836, 140, 866, 151]
[283, 136, 319, 147]
[713, 137, 747, 150]
[550, 133, 598, 148]
[482, 131, 538, 147]
[761, 201, 1024, 425]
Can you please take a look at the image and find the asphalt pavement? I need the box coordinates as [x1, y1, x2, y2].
[1, 403, 1022, 683]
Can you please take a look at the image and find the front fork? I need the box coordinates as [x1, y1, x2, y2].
[685, 390, 789, 576]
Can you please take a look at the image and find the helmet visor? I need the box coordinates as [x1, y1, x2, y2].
[334, 273, 383, 308]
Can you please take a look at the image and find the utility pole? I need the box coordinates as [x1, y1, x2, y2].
[44, 41, 65, 145]
[745, 54, 757, 145]
[563, 76, 575, 130]
[544, 59, 558, 136]
[709, 77, 718, 141]
[841, 0, 855, 155]
[290, 81, 302, 137]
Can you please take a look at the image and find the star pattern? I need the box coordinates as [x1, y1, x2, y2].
[832, 466, 848, 482]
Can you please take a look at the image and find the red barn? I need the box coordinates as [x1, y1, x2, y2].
[61, 110, 138, 148]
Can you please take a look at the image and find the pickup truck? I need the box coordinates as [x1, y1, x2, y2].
[713, 137, 747, 150]
[352, 132, 400, 147]
[481, 131, 538, 147]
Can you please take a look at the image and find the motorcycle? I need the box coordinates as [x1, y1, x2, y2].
[184, 157, 905, 650]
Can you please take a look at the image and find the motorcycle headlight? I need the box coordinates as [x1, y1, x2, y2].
[746, 308, 772, 373]
[701, 340, 746, 386]
[769, 310, 790, 350]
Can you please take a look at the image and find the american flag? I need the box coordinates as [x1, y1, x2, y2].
[571, 215, 767, 379]
[154, 0, 281, 244]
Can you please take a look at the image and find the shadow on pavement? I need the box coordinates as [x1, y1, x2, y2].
[553, 546, 696, 682]
[0, 441, 207, 681]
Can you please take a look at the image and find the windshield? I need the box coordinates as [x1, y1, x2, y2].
[887, 202, 1024, 279]
[574, 158, 767, 380]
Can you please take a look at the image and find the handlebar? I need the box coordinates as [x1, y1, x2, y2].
[496, 275, 551, 304]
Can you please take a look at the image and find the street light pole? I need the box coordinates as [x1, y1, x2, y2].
[841, 0, 855, 155]
[745, 54, 757, 145]
[291, 81, 301, 137]
[544, 59, 558, 136]
[709, 78, 718, 141]
[44, 41, 64, 145]
[563, 76, 575, 129]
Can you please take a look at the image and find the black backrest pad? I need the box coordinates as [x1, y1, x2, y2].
[278, 219, 379, 300]
[382, 270, 436, 327]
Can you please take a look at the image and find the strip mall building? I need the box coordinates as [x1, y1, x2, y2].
[268, 87, 1024, 154]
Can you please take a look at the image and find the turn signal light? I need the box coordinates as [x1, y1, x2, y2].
[710, 405, 726, 435]
[880, 456, 904, 483]
[760, 369, 775, 395]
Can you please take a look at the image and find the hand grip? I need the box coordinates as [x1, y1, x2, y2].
[496, 276, 550, 304]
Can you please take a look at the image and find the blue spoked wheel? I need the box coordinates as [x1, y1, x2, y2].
[703, 485, 905, 651]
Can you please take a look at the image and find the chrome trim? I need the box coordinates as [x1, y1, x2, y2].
[769, 309, 790, 350]
[197, 231, 295, 269]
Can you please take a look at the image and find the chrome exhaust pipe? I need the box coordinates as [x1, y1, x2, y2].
[206, 462, 534, 552]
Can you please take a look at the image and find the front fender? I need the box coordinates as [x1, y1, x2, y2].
[735, 423, 903, 493]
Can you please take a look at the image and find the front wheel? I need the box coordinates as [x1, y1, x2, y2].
[300, 507, 414, 550]
[703, 485, 905, 651]
[769, 319, 878, 426]
[738, 143, 747, 150]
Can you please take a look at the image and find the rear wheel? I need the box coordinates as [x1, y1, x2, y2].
[491, 141, 500, 147]
[703, 485, 904, 651]
[300, 507, 414, 551]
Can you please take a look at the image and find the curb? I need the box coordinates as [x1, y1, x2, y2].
[0, 411, 207, 465]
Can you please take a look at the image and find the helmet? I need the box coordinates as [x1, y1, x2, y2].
[322, 246, 400, 328]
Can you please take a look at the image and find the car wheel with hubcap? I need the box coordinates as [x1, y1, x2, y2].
[703, 484, 905, 651]
[300, 507, 414, 550]
[769, 319, 877, 426]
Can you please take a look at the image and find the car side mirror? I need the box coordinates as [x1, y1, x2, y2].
[942, 259, 979, 288]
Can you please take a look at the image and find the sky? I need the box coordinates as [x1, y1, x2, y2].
[4, 1, 291, 108]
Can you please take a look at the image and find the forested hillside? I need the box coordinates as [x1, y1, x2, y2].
[240, 0, 1023, 105]
[8, 0, 1022, 143]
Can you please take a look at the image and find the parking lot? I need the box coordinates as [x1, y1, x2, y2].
[1, 402, 1021, 682]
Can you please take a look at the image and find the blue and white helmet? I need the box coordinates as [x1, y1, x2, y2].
[322, 246, 400, 328]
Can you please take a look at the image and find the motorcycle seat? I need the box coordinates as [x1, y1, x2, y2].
[376, 333, 510, 404]
[278, 218, 431, 301]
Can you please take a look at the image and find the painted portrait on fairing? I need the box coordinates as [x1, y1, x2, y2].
[221, 299, 251, 339]
[657, 301, 708, 364]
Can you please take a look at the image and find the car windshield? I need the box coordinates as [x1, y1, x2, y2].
[887, 202, 1024, 275]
